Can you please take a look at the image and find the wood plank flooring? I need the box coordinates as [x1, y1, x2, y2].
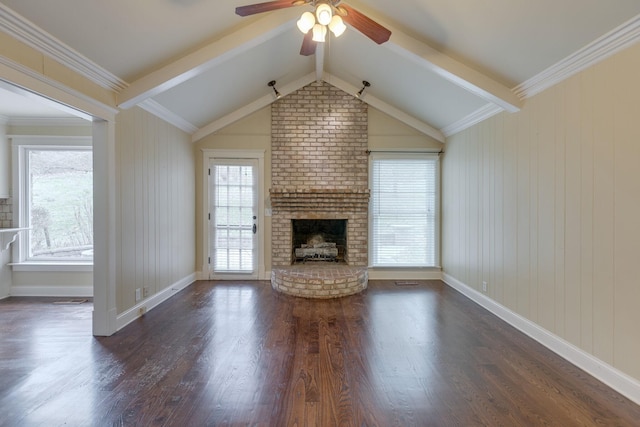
[1, 280, 639, 426]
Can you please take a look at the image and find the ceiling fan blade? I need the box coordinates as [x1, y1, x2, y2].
[236, 0, 305, 17]
[300, 31, 317, 56]
[338, 5, 392, 44]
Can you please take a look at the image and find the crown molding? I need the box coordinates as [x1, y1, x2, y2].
[138, 99, 198, 134]
[444, 13, 640, 137]
[514, 14, 640, 99]
[0, 4, 128, 92]
[7, 116, 90, 127]
[0, 55, 119, 120]
[441, 103, 503, 137]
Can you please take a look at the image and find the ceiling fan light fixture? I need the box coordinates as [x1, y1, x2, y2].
[312, 23, 327, 42]
[328, 15, 346, 37]
[297, 11, 315, 34]
[315, 3, 333, 26]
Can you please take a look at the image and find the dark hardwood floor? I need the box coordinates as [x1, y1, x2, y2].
[1, 280, 639, 426]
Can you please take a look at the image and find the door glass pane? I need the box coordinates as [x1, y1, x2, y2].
[213, 164, 255, 272]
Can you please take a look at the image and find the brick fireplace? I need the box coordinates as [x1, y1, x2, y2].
[270, 81, 369, 298]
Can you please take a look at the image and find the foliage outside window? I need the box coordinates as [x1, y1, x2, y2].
[25, 147, 93, 261]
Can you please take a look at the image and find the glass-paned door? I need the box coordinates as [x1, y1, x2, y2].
[209, 159, 258, 277]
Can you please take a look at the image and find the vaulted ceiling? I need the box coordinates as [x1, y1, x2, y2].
[1, 1, 640, 142]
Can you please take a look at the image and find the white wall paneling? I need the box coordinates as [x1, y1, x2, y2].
[115, 107, 196, 316]
[442, 43, 640, 391]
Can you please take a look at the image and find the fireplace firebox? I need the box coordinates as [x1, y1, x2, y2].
[291, 219, 347, 264]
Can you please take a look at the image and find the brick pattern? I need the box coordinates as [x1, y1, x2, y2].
[0, 198, 12, 229]
[271, 265, 368, 299]
[271, 81, 370, 267]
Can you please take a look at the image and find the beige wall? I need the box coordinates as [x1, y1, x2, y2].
[194, 106, 273, 276]
[369, 107, 443, 151]
[442, 42, 640, 381]
[115, 107, 196, 314]
[193, 101, 443, 275]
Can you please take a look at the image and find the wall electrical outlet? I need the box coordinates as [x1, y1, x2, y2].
[482, 281, 488, 292]
[143, 287, 149, 297]
[135, 288, 141, 301]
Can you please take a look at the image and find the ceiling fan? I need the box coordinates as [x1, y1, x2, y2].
[235, 0, 392, 56]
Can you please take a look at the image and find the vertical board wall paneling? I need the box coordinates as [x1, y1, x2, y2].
[612, 48, 640, 378]
[564, 77, 582, 344]
[578, 72, 594, 354]
[553, 83, 566, 340]
[535, 88, 556, 333]
[528, 96, 539, 325]
[515, 106, 531, 318]
[591, 58, 615, 366]
[502, 113, 518, 310]
[115, 108, 195, 315]
[442, 42, 640, 381]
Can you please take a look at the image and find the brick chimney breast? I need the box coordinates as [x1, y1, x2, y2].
[270, 81, 369, 266]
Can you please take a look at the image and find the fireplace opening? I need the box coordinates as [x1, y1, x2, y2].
[292, 219, 347, 264]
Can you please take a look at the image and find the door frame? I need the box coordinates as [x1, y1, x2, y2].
[0, 63, 119, 336]
[202, 149, 265, 280]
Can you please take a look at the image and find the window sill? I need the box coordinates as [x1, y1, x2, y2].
[8, 262, 93, 272]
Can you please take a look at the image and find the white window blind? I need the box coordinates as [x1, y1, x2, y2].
[370, 154, 438, 267]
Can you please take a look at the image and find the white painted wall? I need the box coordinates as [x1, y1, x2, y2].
[442, 42, 640, 382]
[0, 120, 9, 198]
[115, 107, 196, 315]
[0, 120, 10, 298]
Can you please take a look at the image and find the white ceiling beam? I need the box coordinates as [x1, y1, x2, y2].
[386, 33, 522, 112]
[118, 9, 301, 109]
[323, 73, 445, 143]
[343, 1, 522, 112]
[315, 42, 325, 81]
[192, 72, 316, 142]
[138, 99, 198, 134]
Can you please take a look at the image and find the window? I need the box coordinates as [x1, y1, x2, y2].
[14, 138, 93, 264]
[370, 153, 439, 267]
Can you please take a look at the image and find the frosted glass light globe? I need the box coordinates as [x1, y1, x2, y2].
[315, 3, 332, 26]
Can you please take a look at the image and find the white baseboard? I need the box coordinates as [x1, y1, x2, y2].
[116, 273, 196, 331]
[442, 273, 640, 406]
[10, 285, 93, 297]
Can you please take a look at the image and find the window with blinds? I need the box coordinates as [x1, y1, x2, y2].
[370, 154, 439, 267]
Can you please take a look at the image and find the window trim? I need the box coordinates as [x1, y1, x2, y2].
[11, 136, 93, 269]
[368, 151, 441, 269]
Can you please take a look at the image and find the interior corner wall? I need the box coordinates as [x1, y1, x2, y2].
[441, 42, 640, 382]
[193, 107, 272, 278]
[115, 107, 196, 314]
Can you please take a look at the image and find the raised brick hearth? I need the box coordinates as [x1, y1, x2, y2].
[271, 264, 368, 299]
[270, 82, 369, 298]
